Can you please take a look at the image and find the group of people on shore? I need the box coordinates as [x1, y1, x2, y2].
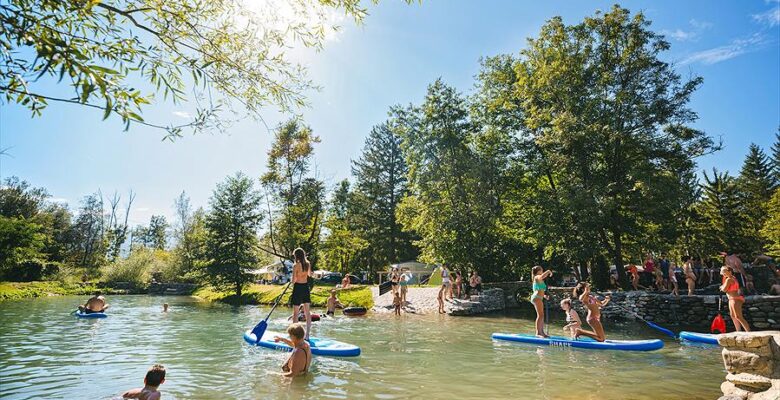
[385, 264, 483, 314]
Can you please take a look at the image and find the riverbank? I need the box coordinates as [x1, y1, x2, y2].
[193, 284, 374, 308]
[0, 281, 139, 301]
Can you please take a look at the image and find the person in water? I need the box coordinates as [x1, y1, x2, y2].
[393, 291, 402, 315]
[389, 267, 401, 296]
[290, 247, 313, 340]
[122, 364, 166, 400]
[326, 290, 342, 316]
[572, 282, 611, 342]
[274, 324, 312, 378]
[560, 298, 581, 338]
[530, 265, 553, 337]
[78, 291, 109, 314]
[720, 266, 750, 332]
[162, 303, 169, 313]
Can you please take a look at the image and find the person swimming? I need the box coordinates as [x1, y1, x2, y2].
[78, 291, 109, 314]
[122, 364, 165, 400]
[530, 265, 553, 338]
[274, 324, 311, 378]
[572, 282, 610, 342]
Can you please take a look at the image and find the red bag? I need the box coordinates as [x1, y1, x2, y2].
[711, 296, 727, 334]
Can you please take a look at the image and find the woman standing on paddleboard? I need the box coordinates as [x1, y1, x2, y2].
[530, 266, 553, 337]
[291, 248, 313, 340]
[720, 266, 750, 332]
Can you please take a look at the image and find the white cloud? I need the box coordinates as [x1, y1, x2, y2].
[172, 111, 192, 119]
[752, 6, 780, 27]
[681, 34, 768, 65]
[662, 19, 712, 42]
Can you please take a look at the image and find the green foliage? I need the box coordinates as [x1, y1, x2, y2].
[737, 144, 776, 252]
[761, 189, 780, 257]
[100, 247, 170, 285]
[349, 122, 418, 275]
[132, 215, 169, 250]
[696, 170, 748, 255]
[205, 172, 264, 297]
[0, 281, 134, 301]
[320, 180, 369, 273]
[0, 0, 385, 137]
[261, 119, 324, 261]
[0, 216, 48, 280]
[194, 284, 373, 308]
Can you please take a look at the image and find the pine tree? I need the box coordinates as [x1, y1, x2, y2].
[737, 144, 775, 252]
[772, 131, 780, 185]
[320, 180, 368, 273]
[760, 190, 780, 256]
[351, 122, 417, 275]
[698, 169, 749, 255]
[205, 172, 263, 298]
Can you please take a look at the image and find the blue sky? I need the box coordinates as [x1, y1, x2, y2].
[1, 0, 778, 225]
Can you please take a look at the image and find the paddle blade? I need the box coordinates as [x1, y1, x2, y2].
[250, 320, 268, 343]
[646, 321, 676, 338]
[379, 281, 393, 296]
[711, 314, 727, 334]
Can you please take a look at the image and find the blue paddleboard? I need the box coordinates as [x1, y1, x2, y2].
[679, 331, 720, 345]
[243, 330, 361, 357]
[74, 310, 107, 318]
[492, 333, 664, 352]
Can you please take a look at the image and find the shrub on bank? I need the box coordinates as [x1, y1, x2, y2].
[194, 284, 374, 308]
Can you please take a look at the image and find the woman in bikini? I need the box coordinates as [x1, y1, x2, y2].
[290, 248, 313, 340]
[683, 256, 696, 296]
[573, 282, 611, 342]
[274, 323, 312, 377]
[720, 266, 750, 332]
[530, 265, 553, 337]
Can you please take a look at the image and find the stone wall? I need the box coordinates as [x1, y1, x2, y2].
[448, 288, 505, 316]
[718, 332, 780, 400]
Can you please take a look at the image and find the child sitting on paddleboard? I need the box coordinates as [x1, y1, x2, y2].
[326, 290, 343, 316]
[560, 298, 581, 338]
[274, 324, 311, 378]
[572, 282, 610, 342]
[122, 364, 165, 400]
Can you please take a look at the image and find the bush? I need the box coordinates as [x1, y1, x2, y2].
[101, 248, 167, 285]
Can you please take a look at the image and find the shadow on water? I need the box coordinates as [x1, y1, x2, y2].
[0, 295, 725, 400]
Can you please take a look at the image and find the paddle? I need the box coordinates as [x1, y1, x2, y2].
[593, 291, 677, 338]
[250, 279, 293, 343]
[378, 281, 393, 296]
[711, 296, 726, 334]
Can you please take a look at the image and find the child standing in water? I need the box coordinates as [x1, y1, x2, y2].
[122, 364, 166, 400]
[393, 292, 402, 315]
[326, 290, 342, 316]
[560, 298, 581, 338]
[274, 324, 312, 378]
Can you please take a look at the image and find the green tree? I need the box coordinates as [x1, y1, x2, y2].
[697, 169, 748, 255]
[496, 6, 715, 287]
[760, 189, 780, 257]
[1, 0, 393, 138]
[772, 131, 780, 184]
[261, 119, 324, 262]
[737, 144, 776, 252]
[171, 192, 207, 280]
[204, 172, 263, 297]
[71, 193, 107, 270]
[351, 122, 417, 274]
[320, 180, 368, 273]
[0, 216, 47, 280]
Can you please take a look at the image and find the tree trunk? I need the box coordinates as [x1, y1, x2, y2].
[612, 228, 628, 290]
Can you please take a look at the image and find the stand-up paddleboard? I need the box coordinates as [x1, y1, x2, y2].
[679, 331, 720, 345]
[74, 310, 107, 318]
[243, 330, 360, 357]
[492, 333, 664, 352]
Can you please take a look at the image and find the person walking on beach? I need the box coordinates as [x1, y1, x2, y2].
[573, 282, 610, 342]
[290, 248, 313, 340]
[399, 269, 410, 305]
[440, 264, 452, 301]
[530, 265, 553, 338]
[720, 266, 750, 332]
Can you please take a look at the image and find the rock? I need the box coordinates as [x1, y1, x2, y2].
[726, 373, 773, 392]
[719, 333, 774, 349]
[721, 350, 773, 376]
[720, 381, 751, 399]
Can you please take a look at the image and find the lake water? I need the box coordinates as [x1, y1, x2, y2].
[0, 295, 725, 399]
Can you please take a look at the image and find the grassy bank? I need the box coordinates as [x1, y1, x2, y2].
[0, 281, 137, 301]
[194, 284, 374, 308]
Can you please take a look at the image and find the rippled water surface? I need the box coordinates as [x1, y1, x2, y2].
[0, 295, 725, 399]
